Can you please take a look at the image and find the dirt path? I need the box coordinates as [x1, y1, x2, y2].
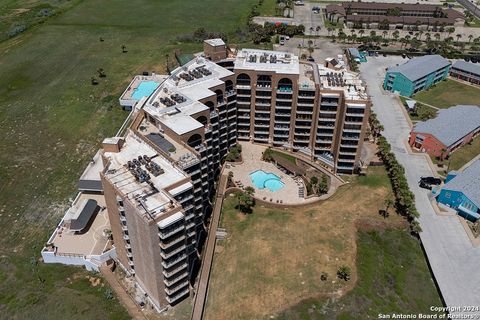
[100, 266, 146, 320]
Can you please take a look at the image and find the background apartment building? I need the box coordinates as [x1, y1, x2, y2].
[326, 2, 465, 30]
[384, 55, 451, 97]
[232, 48, 370, 174]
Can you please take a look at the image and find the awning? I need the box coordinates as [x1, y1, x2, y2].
[70, 199, 99, 232]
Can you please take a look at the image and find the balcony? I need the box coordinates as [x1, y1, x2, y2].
[166, 288, 190, 304]
[294, 123, 311, 129]
[317, 124, 335, 129]
[158, 225, 185, 240]
[161, 253, 187, 269]
[164, 272, 188, 287]
[296, 109, 313, 115]
[160, 244, 187, 260]
[320, 101, 338, 107]
[342, 135, 360, 141]
[343, 128, 362, 134]
[254, 123, 270, 128]
[294, 131, 310, 136]
[237, 113, 250, 119]
[340, 150, 357, 156]
[256, 85, 272, 91]
[165, 280, 189, 296]
[297, 102, 314, 107]
[275, 105, 291, 110]
[163, 262, 188, 278]
[319, 109, 337, 115]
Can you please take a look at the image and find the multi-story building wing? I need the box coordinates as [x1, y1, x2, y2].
[232, 48, 370, 173]
[101, 56, 237, 311]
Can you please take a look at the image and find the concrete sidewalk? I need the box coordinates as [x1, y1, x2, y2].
[360, 56, 480, 317]
[191, 172, 228, 320]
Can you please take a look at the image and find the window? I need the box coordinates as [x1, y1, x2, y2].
[445, 192, 451, 199]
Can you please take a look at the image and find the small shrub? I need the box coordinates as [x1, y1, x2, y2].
[337, 266, 351, 281]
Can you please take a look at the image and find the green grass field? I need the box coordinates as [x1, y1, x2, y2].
[413, 79, 480, 109]
[257, 0, 279, 16]
[399, 96, 437, 122]
[204, 167, 441, 320]
[0, 0, 258, 318]
[276, 229, 444, 319]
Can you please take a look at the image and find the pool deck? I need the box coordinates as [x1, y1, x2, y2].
[120, 74, 168, 102]
[227, 142, 322, 205]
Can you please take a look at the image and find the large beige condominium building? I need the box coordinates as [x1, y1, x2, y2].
[232, 48, 370, 173]
[42, 41, 370, 312]
[101, 56, 237, 310]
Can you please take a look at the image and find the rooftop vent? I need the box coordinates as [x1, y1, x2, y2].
[171, 94, 186, 103]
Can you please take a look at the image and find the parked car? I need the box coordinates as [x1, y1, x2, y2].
[419, 180, 433, 190]
[420, 176, 442, 185]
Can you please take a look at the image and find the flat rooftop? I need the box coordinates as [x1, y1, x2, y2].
[318, 65, 368, 100]
[143, 57, 232, 135]
[204, 38, 225, 47]
[103, 132, 189, 219]
[50, 192, 110, 256]
[298, 63, 317, 90]
[234, 48, 300, 75]
[79, 149, 103, 181]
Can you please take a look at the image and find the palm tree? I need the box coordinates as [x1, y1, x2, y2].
[418, 30, 423, 40]
[358, 29, 365, 38]
[352, 34, 357, 44]
[434, 33, 441, 42]
[456, 33, 462, 44]
[382, 30, 388, 39]
[392, 30, 400, 43]
[121, 45, 127, 53]
[447, 27, 455, 39]
[327, 27, 333, 36]
[425, 32, 431, 41]
[468, 34, 474, 43]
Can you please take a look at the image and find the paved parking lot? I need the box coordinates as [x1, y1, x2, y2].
[359, 56, 480, 316]
[274, 37, 349, 63]
[293, 2, 323, 35]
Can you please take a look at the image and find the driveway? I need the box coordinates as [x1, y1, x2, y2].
[359, 56, 480, 316]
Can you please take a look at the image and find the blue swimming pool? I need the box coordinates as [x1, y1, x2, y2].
[250, 170, 285, 192]
[131, 81, 160, 100]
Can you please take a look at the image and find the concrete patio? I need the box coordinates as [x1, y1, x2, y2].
[226, 142, 322, 205]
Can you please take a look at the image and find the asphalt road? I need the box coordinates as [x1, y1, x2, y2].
[359, 56, 480, 316]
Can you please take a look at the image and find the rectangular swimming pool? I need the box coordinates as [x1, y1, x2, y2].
[131, 81, 160, 100]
